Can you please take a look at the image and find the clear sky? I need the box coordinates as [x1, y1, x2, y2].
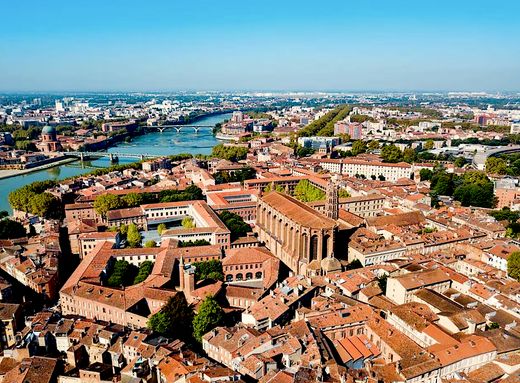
[1, 0, 519, 92]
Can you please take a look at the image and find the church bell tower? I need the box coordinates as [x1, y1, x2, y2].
[325, 178, 339, 220]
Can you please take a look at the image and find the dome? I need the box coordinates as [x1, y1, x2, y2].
[321, 255, 342, 273]
[42, 125, 56, 134]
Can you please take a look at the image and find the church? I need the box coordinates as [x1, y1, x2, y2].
[255, 180, 342, 276]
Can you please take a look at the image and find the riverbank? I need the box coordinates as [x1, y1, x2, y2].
[0, 157, 78, 180]
[0, 113, 232, 213]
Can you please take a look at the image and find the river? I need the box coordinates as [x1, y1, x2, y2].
[0, 113, 232, 213]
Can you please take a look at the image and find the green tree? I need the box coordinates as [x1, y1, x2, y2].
[338, 189, 350, 198]
[452, 171, 495, 208]
[403, 148, 417, 163]
[338, 133, 351, 143]
[424, 140, 435, 150]
[8, 180, 57, 215]
[419, 168, 433, 181]
[454, 157, 467, 168]
[144, 240, 157, 248]
[159, 185, 203, 203]
[133, 260, 154, 283]
[182, 217, 196, 229]
[486, 157, 508, 175]
[148, 293, 194, 340]
[507, 251, 520, 281]
[193, 295, 224, 342]
[293, 179, 326, 202]
[380, 144, 403, 163]
[351, 140, 367, 156]
[298, 105, 352, 137]
[179, 239, 211, 247]
[157, 223, 167, 235]
[218, 210, 252, 240]
[15, 140, 37, 151]
[107, 260, 138, 287]
[192, 260, 224, 281]
[121, 192, 144, 207]
[126, 223, 142, 248]
[368, 140, 380, 151]
[93, 194, 123, 217]
[264, 183, 285, 193]
[295, 146, 315, 158]
[29, 193, 61, 218]
[0, 218, 26, 239]
[211, 144, 248, 162]
[377, 275, 388, 294]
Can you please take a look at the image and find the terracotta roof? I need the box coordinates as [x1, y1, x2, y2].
[261, 191, 336, 229]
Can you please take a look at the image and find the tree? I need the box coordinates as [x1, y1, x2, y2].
[298, 105, 351, 137]
[211, 144, 248, 162]
[486, 322, 500, 330]
[0, 218, 26, 239]
[107, 260, 138, 287]
[8, 180, 58, 217]
[402, 148, 417, 163]
[424, 140, 435, 150]
[214, 167, 257, 184]
[148, 293, 194, 340]
[264, 183, 285, 193]
[192, 260, 224, 281]
[454, 157, 467, 168]
[181, 217, 196, 229]
[126, 223, 142, 248]
[351, 140, 367, 156]
[121, 192, 144, 207]
[179, 239, 211, 247]
[218, 210, 252, 240]
[419, 168, 433, 181]
[486, 157, 508, 175]
[295, 146, 315, 158]
[338, 189, 350, 198]
[346, 259, 362, 270]
[430, 171, 456, 196]
[380, 144, 403, 163]
[293, 179, 325, 202]
[338, 133, 350, 143]
[452, 171, 495, 208]
[193, 295, 224, 342]
[159, 185, 203, 203]
[144, 240, 157, 248]
[94, 194, 123, 217]
[157, 223, 167, 235]
[368, 140, 380, 151]
[377, 275, 388, 293]
[508, 251, 520, 281]
[15, 140, 37, 151]
[29, 193, 61, 219]
[133, 261, 154, 284]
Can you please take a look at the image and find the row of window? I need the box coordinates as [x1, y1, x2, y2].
[224, 263, 262, 271]
[226, 272, 262, 281]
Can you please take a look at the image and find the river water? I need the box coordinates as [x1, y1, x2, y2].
[0, 113, 231, 213]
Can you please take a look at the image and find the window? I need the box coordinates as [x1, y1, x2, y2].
[255, 272, 262, 279]
[236, 273, 243, 281]
[246, 273, 253, 280]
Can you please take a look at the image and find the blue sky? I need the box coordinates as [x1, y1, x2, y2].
[1, 0, 519, 92]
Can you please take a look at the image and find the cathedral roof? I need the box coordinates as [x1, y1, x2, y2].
[261, 191, 336, 229]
